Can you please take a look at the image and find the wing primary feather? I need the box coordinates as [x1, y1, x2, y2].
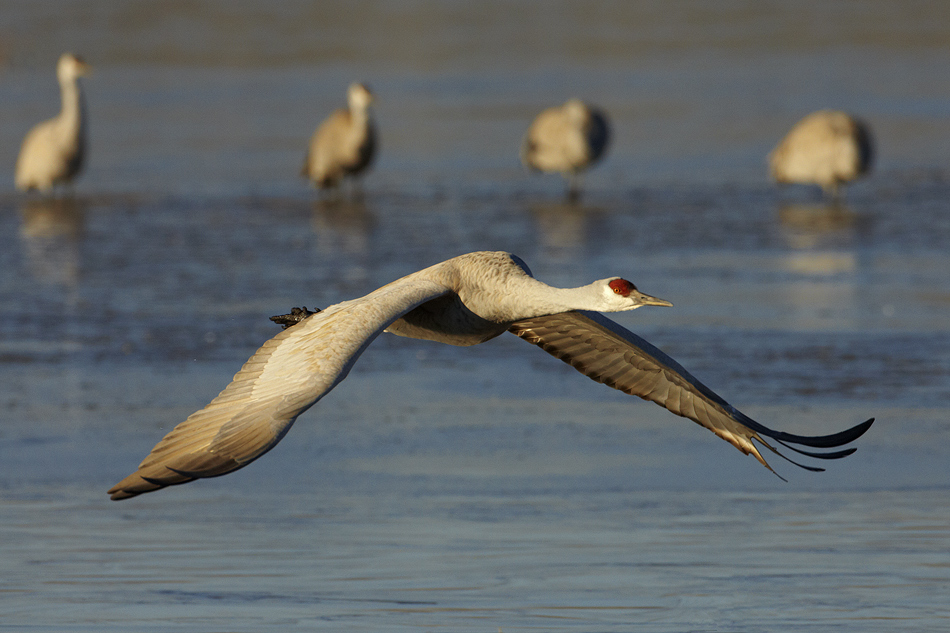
[740, 416, 875, 449]
[509, 311, 873, 475]
[753, 437, 825, 474]
[772, 438, 858, 460]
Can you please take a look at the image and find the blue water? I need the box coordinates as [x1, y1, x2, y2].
[1, 2, 949, 631]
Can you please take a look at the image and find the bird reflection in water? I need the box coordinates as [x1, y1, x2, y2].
[776, 202, 862, 329]
[310, 197, 375, 283]
[18, 196, 84, 287]
[528, 199, 595, 266]
[777, 201, 859, 251]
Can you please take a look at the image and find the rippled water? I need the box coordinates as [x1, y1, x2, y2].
[2, 2, 949, 632]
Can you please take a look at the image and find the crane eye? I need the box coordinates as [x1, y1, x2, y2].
[609, 278, 635, 296]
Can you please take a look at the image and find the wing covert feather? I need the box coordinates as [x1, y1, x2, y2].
[109, 278, 450, 499]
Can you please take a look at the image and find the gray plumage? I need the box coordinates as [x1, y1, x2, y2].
[521, 98, 610, 197]
[302, 83, 376, 189]
[15, 53, 91, 192]
[108, 251, 872, 500]
[769, 110, 873, 198]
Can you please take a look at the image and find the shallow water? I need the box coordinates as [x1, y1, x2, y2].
[2, 2, 950, 632]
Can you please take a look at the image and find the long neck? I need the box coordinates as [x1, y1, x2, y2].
[443, 252, 613, 323]
[58, 74, 85, 138]
[350, 105, 370, 130]
[465, 274, 605, 322]
[512, 278, 605, 317]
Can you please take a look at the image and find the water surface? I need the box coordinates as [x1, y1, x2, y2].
[1, 2, 949, 631]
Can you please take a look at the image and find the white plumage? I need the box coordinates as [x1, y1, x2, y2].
[769, 110, 874, 198]
[15, 53, 91, 193]
[109, 251, 873, 500]
[302, 82, 376, 190]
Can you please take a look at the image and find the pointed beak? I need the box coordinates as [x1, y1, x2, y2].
[634, 290, 673, 308]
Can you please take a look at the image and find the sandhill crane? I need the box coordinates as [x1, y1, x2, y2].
[521, 98, 610, 199]
[15, 53, 92, 193]
[302, 83, 376, 191]
[768, 110, 874, 199]
[108, 251, 873, 500]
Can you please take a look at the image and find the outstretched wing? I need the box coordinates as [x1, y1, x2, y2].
[508, 310, 873, 475]
[109, 278, 450, 500]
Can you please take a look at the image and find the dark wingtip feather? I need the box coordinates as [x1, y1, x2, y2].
[745, 417, 875, 449]
[774, 440, 858, 461]
[753, 437, 827, 476]
[751, 418, 873, 476]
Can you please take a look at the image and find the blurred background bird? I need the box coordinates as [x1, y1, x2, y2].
[521, 98, 610, 200]
[768, 110, 873, 199]
[302, 82, 377, 193]
[15, 53, 92, 193]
